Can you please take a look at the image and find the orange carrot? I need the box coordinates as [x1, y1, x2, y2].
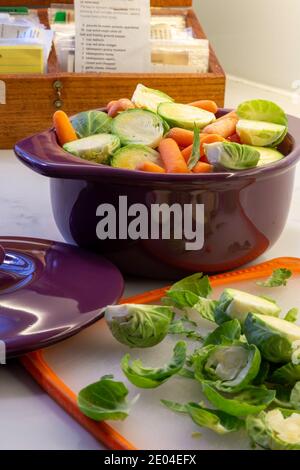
[192, 162, 214, 173]
[203, 117, 238, 138]
[189, 100, 218, 114]
[138, 161, 166, 173]
[166, 128, 195, 147]
[181, 134, 226, 163]
[158, 138, 190, 173]
[181, 144, 193, 162]
[53, 110, 78, 146]
[106, 100, 118, 111]
[217, 110, 238, 121]
[108, 98, 135, 117]
[227, 132, 241, 143]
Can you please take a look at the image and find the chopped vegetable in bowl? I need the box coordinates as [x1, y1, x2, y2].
[53, 84, 291, 174]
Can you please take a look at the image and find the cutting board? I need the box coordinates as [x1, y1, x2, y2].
[21, 257, 300, 450]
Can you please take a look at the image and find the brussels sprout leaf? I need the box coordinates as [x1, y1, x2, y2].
[284, 308, 299, 323]
[168, 319, 203, 341]
[203, 319, 241, 346]
[77, 376, 134, 421]
[161, 399, 188, 414]
[121, 341, 186, 388]
[257, 268, 292, 288]
[167, 273, 212, 299]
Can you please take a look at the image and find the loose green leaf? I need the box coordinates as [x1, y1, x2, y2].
[252, 361, 270, 386]
[167, 273, 212, 299]
[189, 297, 218, 323]
[284, 308, 299, 323]
[121, 341, 186, 388]
[193, 342, 261, 393]
[290, 382, 300, 410]
[165, 290, 200, 309]
[257, 268, 292, 288]
[186, 403, 243, 434]
[271, 362, 300, 386]
[71, 110, 113, 138]
[105, 304, 174, 348]
[202, 383, 275, 417]
[161, 399, 188, 414]
[177, 368, 195, 379]
[168, 319, 203, 341]
[203, 319, 241, 346]
[77, 376, 132, 421]
[187, 125, 201, 170]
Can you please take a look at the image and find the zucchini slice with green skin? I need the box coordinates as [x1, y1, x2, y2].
[157, 102, 215, 130]
[63, 134, 120, 164]
[111, 144, 161, 170]
[111, 109, 165, 148]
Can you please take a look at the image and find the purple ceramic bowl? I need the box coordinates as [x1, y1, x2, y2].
[14, 109, 300, 279]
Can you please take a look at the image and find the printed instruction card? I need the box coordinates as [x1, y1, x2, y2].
[74, 0, 151, 73]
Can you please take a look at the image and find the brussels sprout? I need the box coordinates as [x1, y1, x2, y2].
[203, 320, 241, 346]
[204, 142, 260, 171]
[63, 134, 120, 164]
[77, 375, 132, 421]
[237, 99, 288, 126]
[214, 288, 281, 325]
[246, 409, 300, 450]
[112, 109, 165, 148]
[193, 342, 261, 392]
[121, 341, 186, 388]
[131, 83, 174, 113]
[202, 383, 275, 417]
[105, 304, 174, 348]
[161, 400, 243, 434]
[271, 362, 300, 386]
[244, 313, 300, 363]
[157, 102, 215, 130]
[285, 308, 299, 323]
[236, 119, 287, 147]
[71, 110, 113, 138]
[166, 273, 212, 303]
[110, 144, 160, 170]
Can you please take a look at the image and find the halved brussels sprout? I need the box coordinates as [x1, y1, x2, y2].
[244, 313, 300, 363]
[104, 304, 174, 348]
[71, 110, 112, 138]
[157, 102, 215, 130]
[202, 382, 275, 417]
[131, 83, 174, 113]
[112, 109, 165, 148]
[236, 119, 287, 147]
[254, 146, 285, 166]
[246, 409, 300, 450]
[204, 142, 260, 170]
[193, 342, 261, 392]
[111, 144, 161, 170]
[121, 341, 186, 388]
[63, 134, 120, 163]
[236, 99, 288, 126]
[215, 288, 281, 325]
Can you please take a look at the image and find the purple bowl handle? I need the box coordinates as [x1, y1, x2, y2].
[0, 245, 5, 265]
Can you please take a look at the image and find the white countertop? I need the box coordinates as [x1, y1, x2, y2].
[0, 77, 300, 449]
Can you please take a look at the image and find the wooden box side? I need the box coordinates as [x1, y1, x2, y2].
[3, 0, 193, 7]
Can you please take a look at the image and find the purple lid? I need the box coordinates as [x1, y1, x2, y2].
[0, 237, 124, 358]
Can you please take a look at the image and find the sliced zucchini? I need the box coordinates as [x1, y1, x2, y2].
[157, 102, 215, 130]
[131, 83, 174, 113]
[63, 134, 120, 164]
[112, 109, 165, 148]
[111, 144, 160, 170]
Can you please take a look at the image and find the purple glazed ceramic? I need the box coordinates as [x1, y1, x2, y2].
[0, 237, 123, 358]
[14, 110, 300, 279]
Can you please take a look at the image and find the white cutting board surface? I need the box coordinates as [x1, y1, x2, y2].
[43, 273, 300, 450]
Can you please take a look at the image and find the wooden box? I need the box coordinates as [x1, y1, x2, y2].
[0, 0, 225, 148]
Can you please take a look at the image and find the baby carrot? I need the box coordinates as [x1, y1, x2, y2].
[192, 162, 214, 173]
[138, 161, 166, 173]
[181, 144, 193, 162]
[189, 100, 218, 114]
[53, 110, 78, 146]
[166, 128, 195, 148]
[203, 117, 238, 138]
[158, 138, 190, 173]
[108, 98, 135, 117]
[106, 100, 118, 111]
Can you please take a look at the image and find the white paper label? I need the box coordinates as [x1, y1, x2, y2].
[74, 0, 151, 73]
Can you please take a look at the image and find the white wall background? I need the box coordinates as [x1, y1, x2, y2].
[194, 0, 300, 91]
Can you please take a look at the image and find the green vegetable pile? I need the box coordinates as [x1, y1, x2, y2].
[77, 267, 300, 450]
